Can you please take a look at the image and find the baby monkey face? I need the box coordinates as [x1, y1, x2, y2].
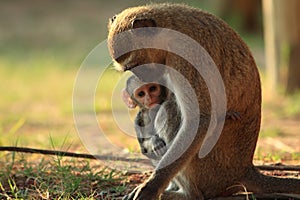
[133, 83, 162, 108]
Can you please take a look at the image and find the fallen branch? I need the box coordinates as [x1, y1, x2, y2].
[256, 164, 300, 171]
[211, 193, 300, 200]
[0, 146, 149, 164]
[0, 146, 299, 172]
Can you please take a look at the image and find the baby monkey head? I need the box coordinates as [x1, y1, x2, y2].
[122, 75, 168, 109]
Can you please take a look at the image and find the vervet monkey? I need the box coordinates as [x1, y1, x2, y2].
[110, 3, 300, 199]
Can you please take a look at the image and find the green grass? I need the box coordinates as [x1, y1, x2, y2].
[259, 128, 283, 138]
[0, 152, 127, 199]
[282, 92, 300, 117]
[0, 63, 78, 148]
[269, 92, 300, 119]
[255, 149, 300, 163]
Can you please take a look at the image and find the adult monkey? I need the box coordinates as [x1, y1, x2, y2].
[108, 3, 300, 200]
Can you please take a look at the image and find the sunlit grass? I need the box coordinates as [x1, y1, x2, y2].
[0, 61, 79, 149]
[263, 92, 300, 119]
[259, 128, 283, 138]
[283, 92, 300, 117]
[0, 152, 127, 199]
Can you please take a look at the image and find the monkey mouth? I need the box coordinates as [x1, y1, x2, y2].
[148, 103, 160, 109]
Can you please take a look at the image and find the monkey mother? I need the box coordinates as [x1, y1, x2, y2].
[108, 3, 300, 200]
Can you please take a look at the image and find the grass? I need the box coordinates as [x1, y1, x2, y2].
[257, 71, 300, 163]
[262, 89, 300, 119]
[0, 64, 79, 149]
[282, 92, 300, 117]
[259, 128, 283, 138]
[0, 152, 128, 199]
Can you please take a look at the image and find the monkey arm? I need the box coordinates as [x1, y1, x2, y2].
[134, 109, 153, 141]
[157, 116, 209, 192]
[135, 108, 168, 160]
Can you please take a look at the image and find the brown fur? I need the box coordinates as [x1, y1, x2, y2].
[108, 3, 300, 200]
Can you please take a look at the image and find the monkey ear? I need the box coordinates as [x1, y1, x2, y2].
[109, 15, 116, 26]
[131, 19, 157, 29]
[131, 19, 158, 36]
[121, 88, 137, 109]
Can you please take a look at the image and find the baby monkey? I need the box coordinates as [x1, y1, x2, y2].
[122, 75, 173, 161]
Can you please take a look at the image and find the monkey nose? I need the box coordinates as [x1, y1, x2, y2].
[145, 95, 151, 102]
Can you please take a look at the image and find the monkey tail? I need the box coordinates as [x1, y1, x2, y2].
[242, 166, 300, 194]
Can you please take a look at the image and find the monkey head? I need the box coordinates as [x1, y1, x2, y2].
[133, 82, 162, 109]
[107, 5, 170, 82]
[122, 75, 166, 109]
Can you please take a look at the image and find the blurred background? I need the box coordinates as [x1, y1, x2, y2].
[0, 0, 299, 163]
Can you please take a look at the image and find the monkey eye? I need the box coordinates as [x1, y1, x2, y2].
[137, 91, 145, 97]
[149, 85, 157, 92]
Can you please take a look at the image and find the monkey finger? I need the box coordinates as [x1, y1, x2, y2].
[153, 142, 166, 151]
[153, 143, 167, 156]
[131, 185, 160, 200]
[155, 146, 167, 156]
[122, 186, 139, 200]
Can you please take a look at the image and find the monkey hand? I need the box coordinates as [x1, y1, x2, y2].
[152, 136, 167, 157]
[123, 179, 161, 200]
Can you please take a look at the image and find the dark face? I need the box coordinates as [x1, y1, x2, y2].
[134, 83, 162, 108]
